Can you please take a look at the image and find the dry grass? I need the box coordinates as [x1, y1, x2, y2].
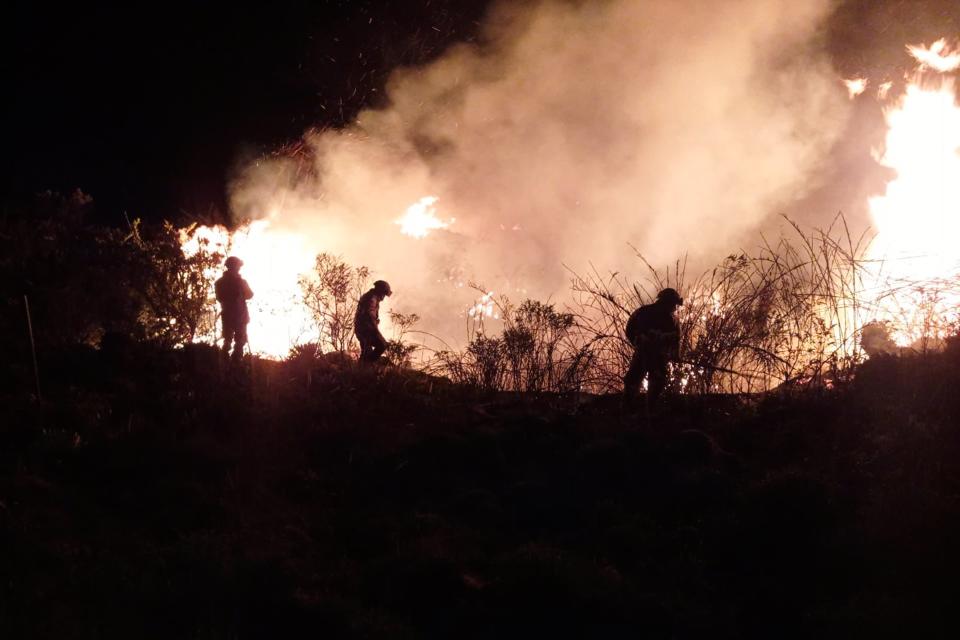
[429, 214, 960, 394]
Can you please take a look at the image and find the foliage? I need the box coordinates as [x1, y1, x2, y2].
[435, 334, 505, 391]
[0, 191, 139, 348]
[299, 252, 370, 353]
[0, 191, 222, 353]
[5, 339, 960, 637]
[299, 253, 421, 366]
[571, 215, 878, 393]
[433, 292, 592, 393]
[384, 311, 420, 368]
[4, 195, 957, 394]
[128, 220, 224, 347]
[430, 214, 959, 395]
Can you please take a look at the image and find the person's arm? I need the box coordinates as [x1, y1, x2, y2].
[214, 278, 225, 304]
[242, 279, 253, 300]
[356, 292, 377, 326]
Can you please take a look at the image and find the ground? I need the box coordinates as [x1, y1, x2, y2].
[2, 344, 960, 638]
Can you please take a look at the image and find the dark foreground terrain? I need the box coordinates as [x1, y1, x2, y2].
[2, 343, 960, 638]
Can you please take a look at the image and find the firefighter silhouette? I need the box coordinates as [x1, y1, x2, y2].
[355, 280, 392, 364]
[623, 288, 683, 401]
[214, 256, 253, 363]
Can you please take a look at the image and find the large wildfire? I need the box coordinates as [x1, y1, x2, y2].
[180, 197, 459, 358]
[862, 38, 960, 346]
[180, 216, 318, 357]
[180, 16, 960, 370]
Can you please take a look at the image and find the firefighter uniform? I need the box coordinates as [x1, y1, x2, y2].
[215, 258, 253, 361]
[355, 280, 392, 364]
[623, 288, 683, 400]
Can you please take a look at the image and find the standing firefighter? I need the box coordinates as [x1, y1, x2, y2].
[214, 256, 254, 363]
[623, 287, 684, 401]
[355, 280, 392, 364]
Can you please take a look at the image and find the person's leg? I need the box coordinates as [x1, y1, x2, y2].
[222, 320, 234, 356]
[357, 331, 372, 363]
[647, 361, 668, 402]
[232, 325, 248, 361]
[623, 348, 645, 395]
[369, 331, 388, 363]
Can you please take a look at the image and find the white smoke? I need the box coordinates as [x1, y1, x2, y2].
[229, 0, 850, 344]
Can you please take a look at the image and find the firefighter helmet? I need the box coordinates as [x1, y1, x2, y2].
[656, 287, 683, 305]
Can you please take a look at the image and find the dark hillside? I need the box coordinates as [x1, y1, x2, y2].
[3, 343, 960, 638]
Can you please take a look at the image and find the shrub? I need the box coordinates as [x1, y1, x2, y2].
[299, 253, 370, 354]
[0, 192, 223, 353]
[299, 254, 421, 366]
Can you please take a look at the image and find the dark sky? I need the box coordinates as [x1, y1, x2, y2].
[4, 0, 959, 224]
[4, 0, 490, 223]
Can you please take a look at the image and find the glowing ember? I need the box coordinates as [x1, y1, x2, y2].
[181, 219, 318, 357]
[907, 38, 960, 72]
[396, 196, 453, 238]
[867, 39, 960, 345]
[844, 77, 868, 99]
[468, 291, 499, 319]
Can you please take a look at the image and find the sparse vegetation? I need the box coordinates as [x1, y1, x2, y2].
[299, 252, 371, 354]
[4, 196, 960, 636]
[4, 337, 960, 637]
[433, 295, 593, 393]
[570, 216, 872, 393]
[384, 310, 421, 367]
[0, 191, 223, 354]
[441, 215, 959, 395]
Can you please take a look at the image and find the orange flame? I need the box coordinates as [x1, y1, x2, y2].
[907, 38, 960, 72]
[181, 218, 318, 357]
[395, 196, 454, 238]
[866, 39, 960, 345]
[844, 77, 868, 99]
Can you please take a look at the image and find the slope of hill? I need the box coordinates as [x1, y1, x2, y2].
[2, 343, 960, 638]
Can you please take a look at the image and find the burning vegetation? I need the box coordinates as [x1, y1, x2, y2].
[6, 39, 960, 399]
[862, 39, 960, 347]
[151, 36, 960, 396]
[6, 5, 960, 636]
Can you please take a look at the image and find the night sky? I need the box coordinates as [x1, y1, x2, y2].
[4, 0, 960, 224]
[4, 0, 489, 223]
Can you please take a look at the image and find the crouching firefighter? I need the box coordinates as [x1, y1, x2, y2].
[215, 256, 254, 363]
[623, 287, 683, 402]
[355, 280, 392, 364]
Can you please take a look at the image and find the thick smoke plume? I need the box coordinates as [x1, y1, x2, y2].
[230, 0, 850, 344]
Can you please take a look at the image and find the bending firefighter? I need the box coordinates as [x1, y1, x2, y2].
[355, 280, 392, 364]
[214, 256, 254, 362]
[623, 288, 683, 401]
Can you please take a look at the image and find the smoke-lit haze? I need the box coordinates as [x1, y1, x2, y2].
[229, 0, 850, 343]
